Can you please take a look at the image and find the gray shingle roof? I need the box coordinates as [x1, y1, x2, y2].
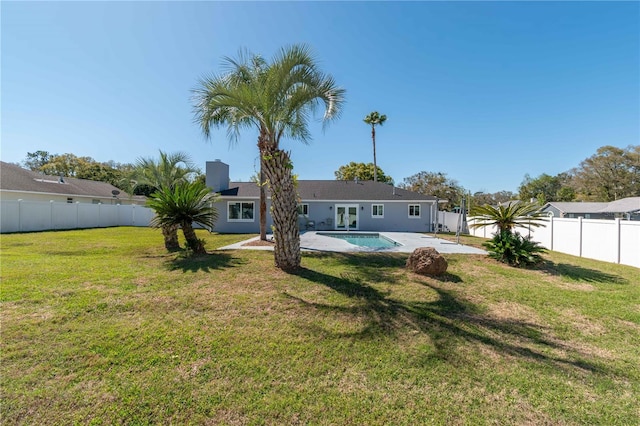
[219, 180, 437, 201]
[544, 198, 640, 214]
[598, 197, 640, 213]
[0, 161, 144, 201]
[544, 202, 609, 214]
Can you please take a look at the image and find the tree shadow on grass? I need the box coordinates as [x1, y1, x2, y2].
[288, 266, 608, 375]
[303, 252, 407, 285]
[539, 261, 628, 284]
[166, 252, 245, 273]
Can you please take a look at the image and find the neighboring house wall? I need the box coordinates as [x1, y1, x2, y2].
[468, 217, 640, 268]
[0, 199, 155, 233]
[0, 190, 138, 205]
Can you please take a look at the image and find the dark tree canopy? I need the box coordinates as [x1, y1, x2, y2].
[471, 190, 517, 207]
[518, 173, 575, 204]
[21, 151, 133, 189]
[571, 145, 639, 201]
[399, 171, 465, 211]
[334, 162, 393, 183]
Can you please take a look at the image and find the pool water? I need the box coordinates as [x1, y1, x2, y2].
[318, 232, 401, 249]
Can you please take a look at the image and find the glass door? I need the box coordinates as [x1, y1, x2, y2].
[335, 204, 359, 230]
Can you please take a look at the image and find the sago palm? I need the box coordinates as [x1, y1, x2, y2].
[470, 202, 549, 234]
[147, 181, 218, 255]
[130, 150, 198, 250]
[193, 44, 345, 270]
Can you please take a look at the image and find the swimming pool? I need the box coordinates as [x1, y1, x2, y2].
[317, 232, 401, 249]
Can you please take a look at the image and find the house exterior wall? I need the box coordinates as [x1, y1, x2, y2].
[212, 199, 435, 233]
[0, 190, 140, 205]
[211, 199, 273, 233]
[542, 204, 615, 220]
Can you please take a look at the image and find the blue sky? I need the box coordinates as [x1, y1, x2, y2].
[2, 1, 638, 194]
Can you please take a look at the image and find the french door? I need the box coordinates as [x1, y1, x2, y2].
[335, 204, 358, 230]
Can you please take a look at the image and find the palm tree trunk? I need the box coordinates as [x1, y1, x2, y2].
[258, 128, 268, 241]
[162, 224, 180, 251]
[371, 125, 377, 182]
[263, 149, 300, 271]
[259, 163, 267, 241]
[181, 221, 206, 254]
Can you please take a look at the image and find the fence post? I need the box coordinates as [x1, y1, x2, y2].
[50, 200, 55, 230]
[132, 204, 136, 226]
[17, 199, 23, 232]
[549, 217, 554, 251]
[616, 218, 621, 264]
[578, 217, 583, 258]
[76, 202, 80, 229]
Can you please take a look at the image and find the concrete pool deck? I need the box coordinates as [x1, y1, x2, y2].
[219, 231, 486, 255]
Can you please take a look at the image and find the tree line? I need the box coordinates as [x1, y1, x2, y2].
[334, 144, 639, 210]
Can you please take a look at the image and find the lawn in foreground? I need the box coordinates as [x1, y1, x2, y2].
[1, 227, 639, 425]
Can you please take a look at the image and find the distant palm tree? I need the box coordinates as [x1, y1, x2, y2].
[193, 44, 345, 270]
[363, 111, 387, 182]
[469, 202, 548, 234]
[147, 181, 218, 255]
[130, 151, 198, 250]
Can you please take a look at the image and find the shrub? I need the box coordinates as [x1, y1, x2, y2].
[483, 231, 546, 267]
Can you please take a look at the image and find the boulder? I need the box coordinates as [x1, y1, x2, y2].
[406, 247, 448, 276]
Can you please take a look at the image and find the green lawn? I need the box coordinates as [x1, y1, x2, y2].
[2, 227, 639, 425]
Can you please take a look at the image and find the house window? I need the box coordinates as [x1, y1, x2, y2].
[297, 204, 309, 216]
[408, 204, 420, 218]
[372, 204, 384, 218]
[67, 198, 74, 204]
[92, 199, 101, 204]
[585, 214, 591, 219]
[228, 201, 255, 221]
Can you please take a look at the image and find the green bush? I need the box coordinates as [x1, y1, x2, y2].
[483, 231, 546, 267]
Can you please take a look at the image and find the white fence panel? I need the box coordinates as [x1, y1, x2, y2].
[22, 200, 53, 232]
[0, 200, 154, 233]
[78, 203, 100, 228]
[582, 219, 618, 264]
[1, 201, 20, 233]
[131, 206, 156, 226]
[552, 218, 581, 257]
[619, 222, 640, 267]
[468, 216, 639, 268]
[53, 203, 78, 230]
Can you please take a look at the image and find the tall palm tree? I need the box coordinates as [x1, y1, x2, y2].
[130, 150, 198, 250]
[216, 52, 270, 241]
[363, 111, 387, 182]
[193, 44, 345, 270]
[147, 181, 218, 255]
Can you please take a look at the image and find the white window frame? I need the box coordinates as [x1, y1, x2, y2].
[371, 204, 384, 218]
[408, 204, 421, 219]
[227, 201, 255, 222]
[297, 203, 309, 216]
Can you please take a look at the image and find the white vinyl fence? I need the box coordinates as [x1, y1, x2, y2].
[468, 217, 640, 268]
[1, 199, 155, 233]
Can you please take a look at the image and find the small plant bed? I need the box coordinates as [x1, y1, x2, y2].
[2, 228, 639, 425]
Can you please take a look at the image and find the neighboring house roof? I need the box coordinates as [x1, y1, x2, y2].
[598, 197, 640, 214]
[543, 197, 640, 214]
[219, 180, 437, 201]
[0, 161, 145, 201]
[542, 202, 609, 214]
